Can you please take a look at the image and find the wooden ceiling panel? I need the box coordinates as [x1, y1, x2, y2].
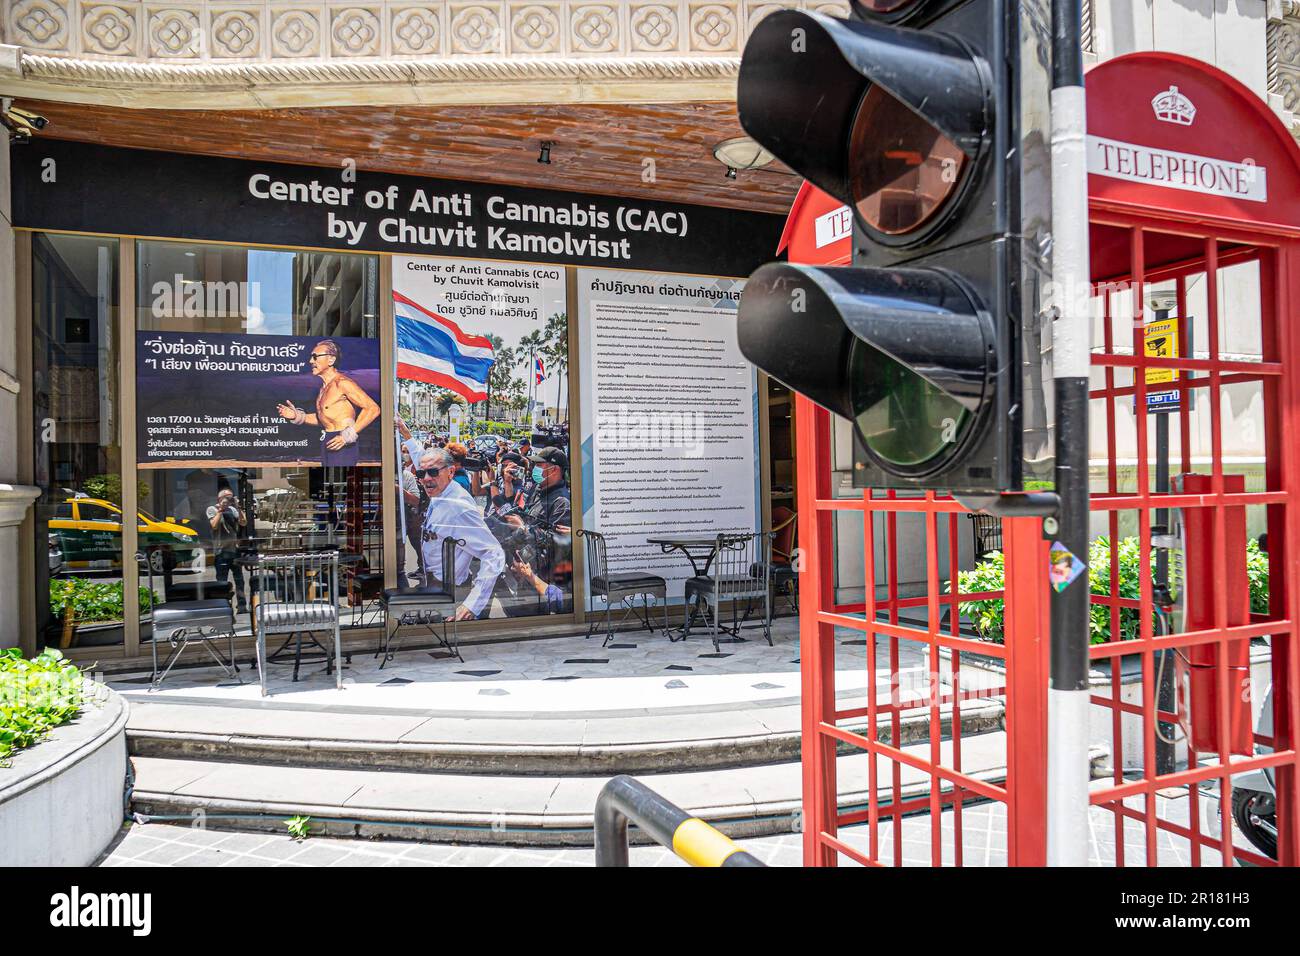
[16, 99, 801, 215]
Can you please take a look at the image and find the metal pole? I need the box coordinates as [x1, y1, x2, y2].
[1149, 300, 1177, 774]
[1048, 0, 1093, 867]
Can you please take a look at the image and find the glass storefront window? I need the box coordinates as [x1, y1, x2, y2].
[135, 241, 382, 637]
[32, 234, 125, 649]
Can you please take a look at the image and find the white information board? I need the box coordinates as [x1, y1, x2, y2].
[576, 269, 759, 598]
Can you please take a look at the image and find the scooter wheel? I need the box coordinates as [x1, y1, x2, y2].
[1231, 789, 1277, 860]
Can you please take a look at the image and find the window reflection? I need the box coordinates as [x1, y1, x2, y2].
[32, 234, 124, 649]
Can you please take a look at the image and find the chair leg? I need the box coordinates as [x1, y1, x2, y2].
[450, 616, 463, 663]
[641, 593, 654, 634]
[333, 621, 343, 690]
[256, 627, 267, 697]
[149, 623, 160, 692]
[604, 597, 614, 646]
[711, 600, 720, 654]
[661, 590, 669, 636]
[379, 617, 395, 669]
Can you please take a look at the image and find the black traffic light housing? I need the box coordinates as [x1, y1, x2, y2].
[736, 3, 1054, 494]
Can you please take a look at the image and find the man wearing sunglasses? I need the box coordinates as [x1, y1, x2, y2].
[410, 445, 505, 621]
[276, 338, 379, 467]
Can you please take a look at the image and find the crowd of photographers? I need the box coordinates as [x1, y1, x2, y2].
[396, 418, 572, 620]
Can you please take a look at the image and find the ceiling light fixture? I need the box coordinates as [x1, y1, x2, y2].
[712, 136, 775, 180]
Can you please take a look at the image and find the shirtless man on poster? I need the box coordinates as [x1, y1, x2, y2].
[276, 339, 380, 466]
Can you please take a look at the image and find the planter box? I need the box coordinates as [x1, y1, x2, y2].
[0, 681, 128, 866]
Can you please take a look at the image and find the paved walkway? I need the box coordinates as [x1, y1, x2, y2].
[100, 790, 1253, 868]
[106, 619, 932, 717]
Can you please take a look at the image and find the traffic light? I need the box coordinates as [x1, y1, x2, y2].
[736, 2, 1054, 493]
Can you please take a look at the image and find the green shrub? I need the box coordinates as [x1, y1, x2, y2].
[953, 536, 1269, 645]
[81, 473, 150, 505]
[49, 578, 153, 623]
[0, 647, 84, 764]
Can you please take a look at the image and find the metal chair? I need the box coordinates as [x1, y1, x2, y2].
[770, 507, 799, 616]
[378, 534, 465, 666]
[247, 548, 342, 696]
[345, 562, 386, 629]
[682, 532, 774, 652]
[577, 529, 668, 646]
[136, 551, 241, 691]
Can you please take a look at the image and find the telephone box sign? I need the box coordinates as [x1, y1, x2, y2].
[1086, 52, 1300, 231]
[814, 204, 853, 248]
[776, 181, 852, 266]
[1087, 136, 1267, 202]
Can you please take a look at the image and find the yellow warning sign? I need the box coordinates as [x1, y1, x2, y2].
[1144, 317, 1179, 386]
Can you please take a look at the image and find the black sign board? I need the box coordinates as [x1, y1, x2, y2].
[11, 140, 785, 277]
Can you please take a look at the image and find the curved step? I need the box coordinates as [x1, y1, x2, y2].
[125, 698, 1006, 775]
[129, 731, 1017, 846]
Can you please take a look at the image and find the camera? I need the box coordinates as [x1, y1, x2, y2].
[450, 449, 489, 471]
[531, 427, 568, 450]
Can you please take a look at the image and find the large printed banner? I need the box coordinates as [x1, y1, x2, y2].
[576, 269, 759, 598]
[392, 256, 572, 621]
[136, 331, 382, 467]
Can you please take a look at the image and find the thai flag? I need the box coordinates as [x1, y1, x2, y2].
[393, 291, 495, 402]
[535, 355, 546, 385]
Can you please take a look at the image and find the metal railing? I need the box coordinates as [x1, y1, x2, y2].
[594, 775, 765, 867]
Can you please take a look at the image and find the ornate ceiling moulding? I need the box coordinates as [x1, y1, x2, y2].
[0, 1, 852, 109]
[3, 50, 743, 109]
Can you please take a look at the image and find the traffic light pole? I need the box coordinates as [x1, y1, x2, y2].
[1048, 0, 1093, 867]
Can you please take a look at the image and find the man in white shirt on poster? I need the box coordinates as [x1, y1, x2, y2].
[408, 443, 505, 620]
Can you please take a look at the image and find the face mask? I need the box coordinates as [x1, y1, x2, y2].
[532, 466, 545, 484]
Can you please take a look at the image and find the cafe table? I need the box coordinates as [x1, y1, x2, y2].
[645, 534, 747, 643]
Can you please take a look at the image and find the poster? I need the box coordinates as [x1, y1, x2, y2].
[576, 269, 759, 597]
[135, 331, 382, 467]
[392, 256, 571, 620]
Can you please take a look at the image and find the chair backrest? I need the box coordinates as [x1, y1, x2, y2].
[713, 532, 772, 599]
[247, 547, 340, 628]
[771, 507, 797, 563]
[134, 550, 158, 615]
[429, 535, 465, 602]
[575, 529, 609, 581]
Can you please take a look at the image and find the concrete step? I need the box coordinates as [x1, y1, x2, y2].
[129, 730, 1021, 846]
[125, 696, 1007, 775]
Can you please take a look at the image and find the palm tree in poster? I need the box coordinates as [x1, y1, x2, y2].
[518, 328, 547, 421]
[484, 333, 515, 423]
[543, 312, 568, 419]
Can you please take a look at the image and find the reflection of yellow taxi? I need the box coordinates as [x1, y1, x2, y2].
[48, 497, 199, 571]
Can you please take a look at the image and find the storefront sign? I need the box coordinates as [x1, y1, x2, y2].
[135, 331, 383, 467]
[12, 141, 784, 277]
[576, 269, 759, 594]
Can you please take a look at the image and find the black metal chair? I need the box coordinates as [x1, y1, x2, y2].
[345, 563, 386, 628]
[683, 532, 774, 652]
[136, 551, 241, 691]
[247, 548, 343, 696]
[378, 534, 465, 666]
[576, 529, 668, 646]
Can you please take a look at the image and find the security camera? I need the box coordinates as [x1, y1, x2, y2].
[1, 103, 49, 143]
[8, 107, 48, 130]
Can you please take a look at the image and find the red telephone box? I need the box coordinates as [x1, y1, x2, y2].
[791, 52, 1300, 866]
